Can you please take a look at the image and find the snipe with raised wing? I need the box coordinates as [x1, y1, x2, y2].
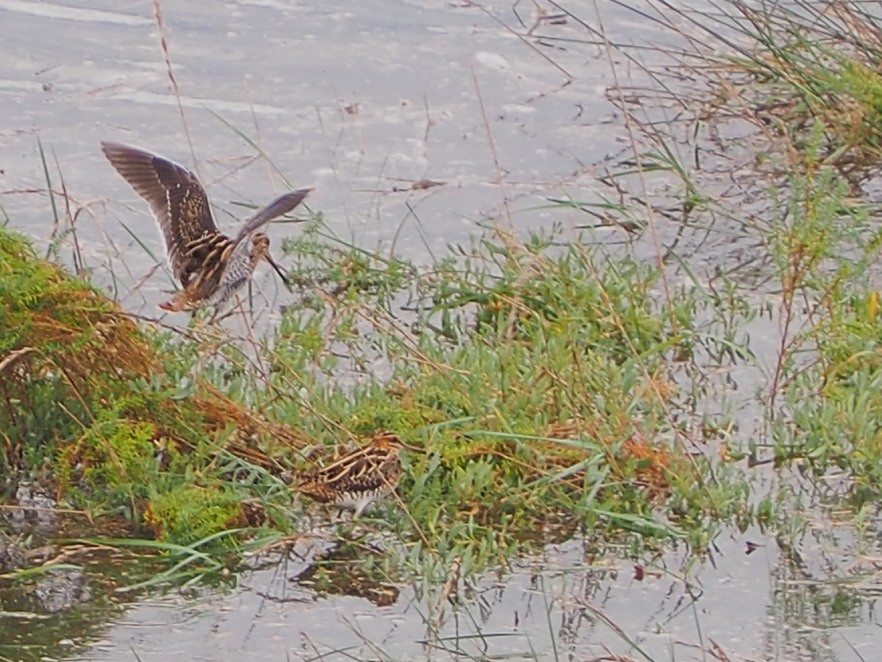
[102, 142, 311, 319]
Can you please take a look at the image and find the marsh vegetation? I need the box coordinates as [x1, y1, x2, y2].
[5, 0, 882, 660]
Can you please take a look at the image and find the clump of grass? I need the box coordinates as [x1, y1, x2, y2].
[265, 221, 755, 569]
[0, 226, 306, 548]
[2, 27, 789, 607]
[660, 0, 882, 174]
[755, 155, 882, 506]
[622, 0, 882, 532]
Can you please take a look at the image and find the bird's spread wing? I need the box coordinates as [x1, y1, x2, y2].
[234, 188, 312, 243]
[102, 142, 220, 283]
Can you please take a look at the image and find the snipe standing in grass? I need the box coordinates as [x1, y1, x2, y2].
[102, 142, 311, 320]
[295, 432, 421, 519]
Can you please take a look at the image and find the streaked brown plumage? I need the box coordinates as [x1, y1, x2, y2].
[101, 142, 311, 319]
[295, 432, 419, 519]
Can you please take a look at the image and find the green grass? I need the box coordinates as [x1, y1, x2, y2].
[761, 161, 882, 507]
[269, 222, 758, 563]
[660, 2, 882, 514]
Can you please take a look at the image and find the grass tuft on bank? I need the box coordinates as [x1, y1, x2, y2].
[0, 227, 306, 549]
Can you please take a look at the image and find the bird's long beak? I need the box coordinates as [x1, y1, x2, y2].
[265, 252, 294, 293]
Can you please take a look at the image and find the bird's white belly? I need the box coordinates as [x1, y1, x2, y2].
[337, 487, 392, 514]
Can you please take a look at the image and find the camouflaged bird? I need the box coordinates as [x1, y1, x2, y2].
[295, 432, 420, 519]
[102, 142, 311, 319]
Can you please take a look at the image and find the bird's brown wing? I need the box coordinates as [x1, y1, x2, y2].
[298, 445, 400, 496]
[102, 142, 221, 285]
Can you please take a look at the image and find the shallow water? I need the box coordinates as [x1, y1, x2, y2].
[76, 535, 777, 661]
[68, 527, 880, 662]
[2, 0, 643, 311]
[2, 0, 880, 661]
